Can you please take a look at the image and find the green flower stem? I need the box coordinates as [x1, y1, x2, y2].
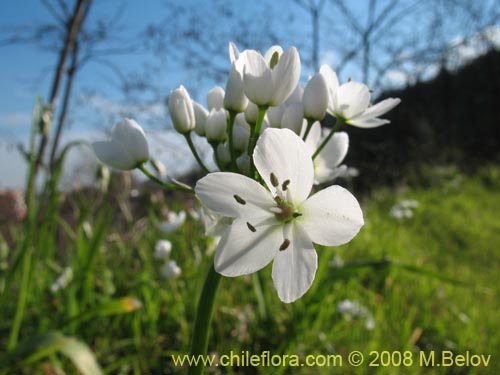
[188, 265, 222, 375]
[312, 118, 345, 160]
[226, 111, 237, 170]
[210, 143, 223, 171]
[184, 132, 210, 173]
[8, 99, 40, 350]
[248, 106, 268, 177]
[138, 164, 194, 194]
[302, 118, 315, 141]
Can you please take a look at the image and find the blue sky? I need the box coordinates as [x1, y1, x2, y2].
[0, 0, 498, 189]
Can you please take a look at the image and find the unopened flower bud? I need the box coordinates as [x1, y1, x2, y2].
[303, 73, 328, 120]
[266, 105, 284, 128]
[236, 154, 251, 175]
[281, 102, 304, 134]
[205, 108, 227, 143]
[207, 86, 225, 110]
[168, 86, 195, 134]
[224, 64, 248, 113]
[216, 143, 231, 166]
[161, 260, 181, 279]
[244, 102, 259, 124]
[232, 115, 251, 152]
[192, 100, 208, 136]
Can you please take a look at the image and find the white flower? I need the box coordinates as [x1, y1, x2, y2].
[161, 260, 181, 279]
[390, 200, 419, 220]
[241, 46, 301, 107]
[337, 299, 375, 330]
[205, 108, 227, 143]
[168, 85, 196, 134]
[92, 118, 149, 170]
[207, 86, 225, 110]
[215, 143, 231, 167]
[236, 154, 251, 175]
[154, 239, 172, 259]
[303, 122, 349, 184]
[192, 100, 209, 137]
[224, 43, 249, 113]
[195, 128, 363, 303]
[303, 73, 328, 120]
[50, 267, 73, 293]
[159, 211, 186, 233]
[319, 65, 400, 128]
[232, 115, 251, 152]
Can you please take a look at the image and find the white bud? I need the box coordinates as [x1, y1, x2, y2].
[266, 105, 285, 128]
[207, 86, 225, 110]
[236, 154, 251, 175]
[192, 100, 208, 137]
[205, 108, 227, 143]
[224, 64, 248, 113]
[281, 102, 304, 134]
[303, 73, 328, 120]
[168, 86, 195, 134]
[154, 240, 172, 259]
[92, 118, 149, 170]
[244, 102, 259, 124]
[161, 260, 181, 279]
[216, 142, 231, 166]
[232, 115, 251, 152]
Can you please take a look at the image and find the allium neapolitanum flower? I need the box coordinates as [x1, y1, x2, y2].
[159, 211, 187, 233]
[238, 45, 301, 107]
[168, 85, 196, 134]
[154, 239, 172, 259]
[319, 65, 400, 128]
[196, 128, 364, 302]
[92, 118, 149, 170]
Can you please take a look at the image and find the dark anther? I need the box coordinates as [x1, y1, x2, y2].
[233, 194, 246, 205]
[292, 212, 302, 218]
[270, 172, 279, 187]
[246, 222, 257, 232]
[279, 238, 291, 251]
[282, 180, 291, 191]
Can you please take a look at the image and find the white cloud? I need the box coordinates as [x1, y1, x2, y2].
[0, 112, 32, 127]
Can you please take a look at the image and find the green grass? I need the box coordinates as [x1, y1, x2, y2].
[0, 166, 499, 374]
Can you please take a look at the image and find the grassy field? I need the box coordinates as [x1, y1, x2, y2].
[0, 165, 499, 374]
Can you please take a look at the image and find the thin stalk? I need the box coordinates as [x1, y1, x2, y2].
[138, 164, 194, 194]
[7, 99, 40, 350]
[312, 118, 345, 159]
[248, 106, 268, 177]
[226, 111, 237, 170]
[184, 133, 210, 173]
[302, 118, 315, 141]
[188, 265, 222, 375]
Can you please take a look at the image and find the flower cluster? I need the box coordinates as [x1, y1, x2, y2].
[91, 42, 401, 303]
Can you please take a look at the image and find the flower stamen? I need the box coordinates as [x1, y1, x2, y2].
[270, 172, 279, 187]
[246, 222, 257, 232]
[233, 194, 246, 205]
[282, 180, 290, 191]
[279, 238, 290, 251]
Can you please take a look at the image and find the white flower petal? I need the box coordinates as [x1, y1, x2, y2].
[229, 42, 239, 64]
[92, 140, 136, 170]
[270, 47, 301, 106]
[300, 185, 364, 246]
[347, 117, 390, 128]
[253, 128, 314, 204]
[243, 50, 274, 105]
[272, 224, 318, 303]
[319, 65, 339, 113]
[215, 217, 282, 276]
[303, 121, 322, 154]
[355, 98, 401, 121]
[336, 82, 370, 119]
[195, 172, 276, 219]
[319, 131, 349, 167]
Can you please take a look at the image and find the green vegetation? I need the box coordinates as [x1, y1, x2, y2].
[0, 165, 499, 374]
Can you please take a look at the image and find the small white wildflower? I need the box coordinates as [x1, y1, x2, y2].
[161, 260, 182, 279]
[50, 267, 73, 293]
[159, 211, 186, 233]
[154, 240, 172, 259]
